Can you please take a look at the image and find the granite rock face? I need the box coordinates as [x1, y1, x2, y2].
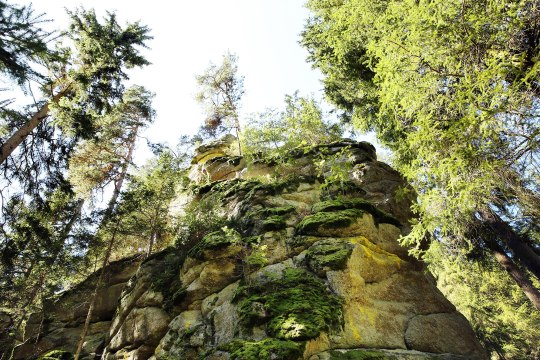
[7, 138, 486, 360]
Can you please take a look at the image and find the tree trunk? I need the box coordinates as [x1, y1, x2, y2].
[479, 208, 540, 280]
[73, 221, 120, 360]
[487, 238, 540, 311]
[234, 124, 242, 155]
[102, 125, 138, 222]
[0, 87, 69, 165]
[146, 231, 155, 258]
[74, 126, 138, 360]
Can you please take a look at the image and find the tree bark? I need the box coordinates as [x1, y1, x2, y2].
[146, 231, 155, 258]
[487, 238, 540, 311]
[0, 87, 69, 165]
[74, 125, 138, 360]
[479, 208, 540, 280]
[73, 220, 119, 360]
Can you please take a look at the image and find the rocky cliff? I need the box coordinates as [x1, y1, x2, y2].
[9, 137, 487, 360]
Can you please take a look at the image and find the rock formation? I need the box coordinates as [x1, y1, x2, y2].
[7, 137, 487, 360]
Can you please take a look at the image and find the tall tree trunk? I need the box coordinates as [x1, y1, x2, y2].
[73, 220, 120, 360]
[234, 124, 242, 155]
[479, 208, 540, 280]
[74, 126, 138, 360]
[102, 125, 138, 223]
[0, 87, 69, 165]
[486, 238, 540, 311]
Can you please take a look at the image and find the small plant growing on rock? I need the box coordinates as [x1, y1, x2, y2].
[315, 146, 354, 196]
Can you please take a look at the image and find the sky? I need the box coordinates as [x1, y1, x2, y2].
[28, 0, 329, 162]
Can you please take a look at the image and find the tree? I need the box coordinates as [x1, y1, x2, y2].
[195, 52, 244, 153]
[242, 92, 342, 157]
[302, 0, 540, 311]
[114, 150, 183, 258]
[0, 8, 151, 165]
[431, 244, 540, 359]
[0, 0, 55, 86]
[73, 85, 155, 360]
[68, 85, 155, 200]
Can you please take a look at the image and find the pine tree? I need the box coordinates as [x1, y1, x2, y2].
[195, 52, 244, 153]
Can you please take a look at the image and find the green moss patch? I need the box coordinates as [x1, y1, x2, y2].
[37, 350, 74, 360]
[306, 240, 354, 276]
[262, 205, 296, 216]
[195, 175, 317, 201]
[234, 268, 342, 341]
[207, 155, 243, 167]
[241, 205, 296, 235]
[311, 199, 401, 227]
[296, 209, 364, 235]
[328, 349, 397, 360]
[187, 230, 238, 260]
[262, 215, 287, 231]
[150, 250, 186, 311]
[222, 338, 304, 360]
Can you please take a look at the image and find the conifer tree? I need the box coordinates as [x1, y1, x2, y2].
[301, 0, 540, 311]
[0, 0, 54, 86]
[195, 52, 244, 153]
[0, 8, 151, 165]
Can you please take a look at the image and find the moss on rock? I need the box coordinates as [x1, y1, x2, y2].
[195, 175, 317, 202]
[234, 268, 342, 341]
[241, 205, 296, 235]
[262, 215, 287, 231]
[327, 349, 397, 360]
[311, 199, 401, 227]
[223, 338, 304, 360]
[37, 350, 74, 360]
[149, 249, 186, 311]
[296, 209, 364, 235]
[187, 230, 238, 260]
[305, 240, 354, 276]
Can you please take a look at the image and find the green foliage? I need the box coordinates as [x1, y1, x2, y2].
[113, 149, 183, 256]
[69, 85, 155, 198]
[302, 0, 540, 254]
[222, 338, 304, 360]
[302, 0, 540, 353]
[234, 268, 343, 341]
[242, 92, 342, 159]
[0, 1, 55, 85]
[53, 9, 151, 138]
[174, 191, 228, 248]
[431, 247, 540, 360]
[314, 146, 354, 195]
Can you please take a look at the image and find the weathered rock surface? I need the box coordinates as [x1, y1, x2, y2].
[6, 137, 487, 360]
[12, 256, 141, 360]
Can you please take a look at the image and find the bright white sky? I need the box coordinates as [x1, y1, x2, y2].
[29, 0, 328, 162]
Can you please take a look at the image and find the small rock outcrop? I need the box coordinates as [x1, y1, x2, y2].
[6, 138, 487, 360]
